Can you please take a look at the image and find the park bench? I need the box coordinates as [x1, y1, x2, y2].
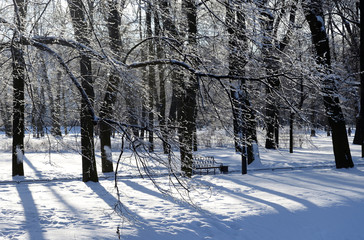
[192, 156, 228, 175]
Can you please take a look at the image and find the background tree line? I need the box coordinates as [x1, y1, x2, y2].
[0, 0, 359, 181]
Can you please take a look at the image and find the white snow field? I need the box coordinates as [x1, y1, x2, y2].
[1, 132, 364, 240]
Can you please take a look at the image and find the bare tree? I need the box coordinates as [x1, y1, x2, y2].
[302, 0, 354, 168]
[99, 0, 125, 173]
[12, 0, 27, 176]
[68, 0, 98, 182]
[178, 0, 199, 177]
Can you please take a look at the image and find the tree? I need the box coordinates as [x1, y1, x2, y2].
[99, 0, 125, 173]
[179, 0, 198, 177]
[360, 0, 364, 157]
[40, 53, 62, 137]
[302, 0, 354, 168]
[158, 0, 183, 154]
[12, 0, 27, 176]
[146, 1, 156, 152]
[256, 0, 281, 149]
[226, 0, 258, 172]
[68, 0, 98, 182]
[154, 2, 169, 154]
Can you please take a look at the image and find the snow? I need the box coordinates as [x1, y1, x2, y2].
[1, 132, 364, 239]
[104, 145, 113, 162]
[316, 16, 326, 32]
[16, 145, 23, 164]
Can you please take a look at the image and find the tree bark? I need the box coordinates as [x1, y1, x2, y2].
[146, 2, 155, 152]
[0, 97, 12, 137]
[226, 1, 258, 169]
[158, 0, 184, 134]
[302, 0, 353, 168]
[12, 0, 28, 176]
[360, 0, 364, 157]
[41, 55, 62, 137]
[68, 0, 98, 182]
[179, 0, 198, 177]
[154, 5, 169, 154]
[99, 0, 125, 173]
[258, 0, 280, 149]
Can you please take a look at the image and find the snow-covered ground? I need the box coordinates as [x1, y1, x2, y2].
[1, 132, 364, 239]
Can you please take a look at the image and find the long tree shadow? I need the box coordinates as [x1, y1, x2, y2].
[295, 168, 364, 193]
[121, 179, 252, 239]
[194, 177, 294, 215]
[22, 155, 83, 224]
[249, 170, 364, 204]
[85, 181, 145, 219]
[86, 179, 237, 240]
[23, 155, 45, 179]
[85, 181, 161, 239]
[217, 174, 320, 210]
[15, 184, 45, 240]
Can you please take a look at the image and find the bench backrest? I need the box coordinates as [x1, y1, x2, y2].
[192, 156, 216, 168]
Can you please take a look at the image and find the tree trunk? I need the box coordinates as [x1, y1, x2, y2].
[158, 0, 184, 144]
[179, 0, 198, 177]
[154, 8, 169, 154]
[353, 116, 362, 144]
[12, 0, 27, 176]
[289, 111, 294, 153]
[260, 1, 297, 150]
[302, 0, 353, 168]
[360, 0, 364, 157]
[226, 1, 258, 167]
[68, 0, 98, 182]
[0, 97, 12, 137]
[99, 0, 124, 173]
[41, 55, 62, 137]
[258, 1, 280, 149]
[62, 78, 68, 136]
[146, 2, 155, 152]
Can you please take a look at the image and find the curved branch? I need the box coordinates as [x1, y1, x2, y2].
[127, 58, 287, 81]
[123, 36, 182, 64]
[29, 39, 99, 124]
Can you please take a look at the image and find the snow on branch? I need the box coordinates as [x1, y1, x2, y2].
[28, 39, 99, 124]
[6, 32, 292, 83]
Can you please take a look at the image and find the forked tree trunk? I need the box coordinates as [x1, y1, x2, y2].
[302, 0, 353, 168]
[226, 1, 258, 168]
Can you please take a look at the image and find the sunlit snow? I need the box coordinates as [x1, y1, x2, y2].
[1, 131, 364, 240]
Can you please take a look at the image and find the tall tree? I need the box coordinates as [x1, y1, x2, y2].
[154, 3, 169, 154]
[68, 0, 98, 182]
[226, 0, 258, 172]
[257, 0, 280, 149]
[0, 94, 12, 137]
[146, 1, 156, 152]
[12, 0, 28, 176]
[302, 0, 354, 168]
[158, 0, 184, 153]
[179, 0, 198, 177]
[40, 54, 62, 137]
[99, 0, 125, 173]
[360, 0, 364, 157]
